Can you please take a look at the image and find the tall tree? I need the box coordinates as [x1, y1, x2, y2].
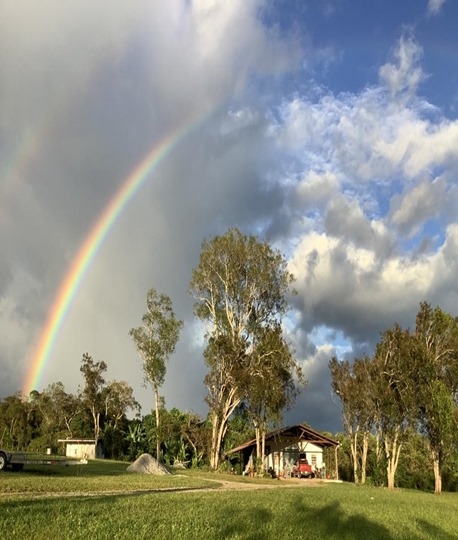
[372, 325, 415, 490]
[129, 288, 183, 462]
[329, 357, 371, 484]
[190, 228, 297, 470]
[79, 353, 107, 450]
[412, 302, 458, 494]
[247, 324, 303, 469]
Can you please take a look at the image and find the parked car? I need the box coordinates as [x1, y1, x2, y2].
[293, 454, 315, 478]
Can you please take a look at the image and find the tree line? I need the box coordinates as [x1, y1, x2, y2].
[1, 228, 303, 471]
[1, 227, 457, 493]
[330, 302, 458, 494]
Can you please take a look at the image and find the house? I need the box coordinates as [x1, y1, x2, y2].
[226, 424, 340, 478]
[57, 438, 103, 460]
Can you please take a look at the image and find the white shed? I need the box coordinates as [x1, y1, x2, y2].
[58, 438, 103, 459]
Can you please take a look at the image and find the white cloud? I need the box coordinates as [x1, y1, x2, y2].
[427, 0, 447, 15]
[379, 36, 424, 97]
[390, 176, 448, 237]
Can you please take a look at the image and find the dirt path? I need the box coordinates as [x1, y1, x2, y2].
[0, 477, 323, 500]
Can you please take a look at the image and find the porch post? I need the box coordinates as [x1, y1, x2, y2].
[334, 444, 339, 480]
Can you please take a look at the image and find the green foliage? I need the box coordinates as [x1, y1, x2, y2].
[129, 288, 183, 391]
[190, 228, 301, 469]
[129, 288, 183, 463]
[330, 301, 458, 493]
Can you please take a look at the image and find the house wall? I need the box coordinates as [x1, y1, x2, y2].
[264, 441, 325, 476]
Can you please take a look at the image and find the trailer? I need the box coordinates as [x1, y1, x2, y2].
[0, 449, 87, 471]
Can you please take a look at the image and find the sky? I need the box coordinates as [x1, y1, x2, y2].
[1, 0, 458, 433]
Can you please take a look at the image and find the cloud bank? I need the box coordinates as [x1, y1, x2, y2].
[1, 1, 457, 432]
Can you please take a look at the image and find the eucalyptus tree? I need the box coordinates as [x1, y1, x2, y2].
[412, 302, 458, 494]
[102, 380, 139, 431]
[129, 288, 183, 462]
[34, 382, 82, 444]
[329, 356, 374, 484]
[372, 324, 416, 490]
[190, 228, 297, 470]
[246, 323, 303, 468]
[79, 353, 107, 448]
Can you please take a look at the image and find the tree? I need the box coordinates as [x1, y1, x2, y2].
[129, 288, 183, 463]
[34, 382, 82, 446]
[102, 380, 139, 430]
[412, 302, 458, 494]
[329, 356, 374, 484]
[372, 325, 415, 490]
[79, 353, 107, 449]
[0, 393, 31, 450]
[246, 324, 303, 469]
[190, 228, 298, 470]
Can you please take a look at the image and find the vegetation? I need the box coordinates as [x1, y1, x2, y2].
[330, 302, 458, 494]
[129, 288, 183, 463]
[1, 229, 457, 495]
[1, 462, 458, 539]
[190, 228, 303, 470]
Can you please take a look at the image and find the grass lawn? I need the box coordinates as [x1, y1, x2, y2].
[1, 461, 457, 539]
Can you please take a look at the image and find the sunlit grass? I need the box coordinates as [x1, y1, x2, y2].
[1, 461, 458, 539]
[0, 459, 217, 494]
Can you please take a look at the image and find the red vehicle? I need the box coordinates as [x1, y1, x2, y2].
[293, 454, 315, 479]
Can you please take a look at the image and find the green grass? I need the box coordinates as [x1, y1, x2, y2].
[0, 459, 217, 494]
[1, 461, 458, 539]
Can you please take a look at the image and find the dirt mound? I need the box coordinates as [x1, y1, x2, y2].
[126, 454, 171, 475]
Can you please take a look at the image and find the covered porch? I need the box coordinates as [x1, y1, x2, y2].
[226, 424, 340, 479]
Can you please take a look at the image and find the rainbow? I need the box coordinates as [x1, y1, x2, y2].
[22, 115, 207, 395]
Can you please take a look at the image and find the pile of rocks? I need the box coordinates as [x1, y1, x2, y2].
[126, 453, 171, 475]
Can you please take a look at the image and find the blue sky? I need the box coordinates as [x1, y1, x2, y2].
[1, 0, 457, 432]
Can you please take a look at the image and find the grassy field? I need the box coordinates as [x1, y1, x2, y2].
[1, 461, 457, 539]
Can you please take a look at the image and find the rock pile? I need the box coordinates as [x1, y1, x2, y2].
[126, 453, 171, 475]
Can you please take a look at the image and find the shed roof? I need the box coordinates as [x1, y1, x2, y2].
[226, 424, 339, 455]
[57, 439, 97, 444]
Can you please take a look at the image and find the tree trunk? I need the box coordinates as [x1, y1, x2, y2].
[91, 406, 100, 454]
[334, 445, 339, 480]
[361, 431, 369, 484]
[261, 430, 266, 474]
[209, 388, 241, 470]
[384, 430, 402, 490]
[431, 449, 442, 495]
[209, 413, 219, 470]
[154, 386, 161, 462]
[255, 426, 261, 461]
[350, 430, 359, 483]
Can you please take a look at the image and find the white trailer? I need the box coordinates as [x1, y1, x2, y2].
[0, 449, 87, 471]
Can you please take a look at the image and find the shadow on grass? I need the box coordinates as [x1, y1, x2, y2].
[416, 519, 457, 540]
[1, 488, 456, 539]
[217, 495, 393, 540]
[295, 498, 392, 540]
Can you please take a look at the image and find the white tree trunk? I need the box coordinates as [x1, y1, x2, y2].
[384, 429, 402, 490]
[350, 430, 359, 484]
[154, 386, 161, 462]
[361, 431, 369, 484]
[431, 449, 442, 495]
